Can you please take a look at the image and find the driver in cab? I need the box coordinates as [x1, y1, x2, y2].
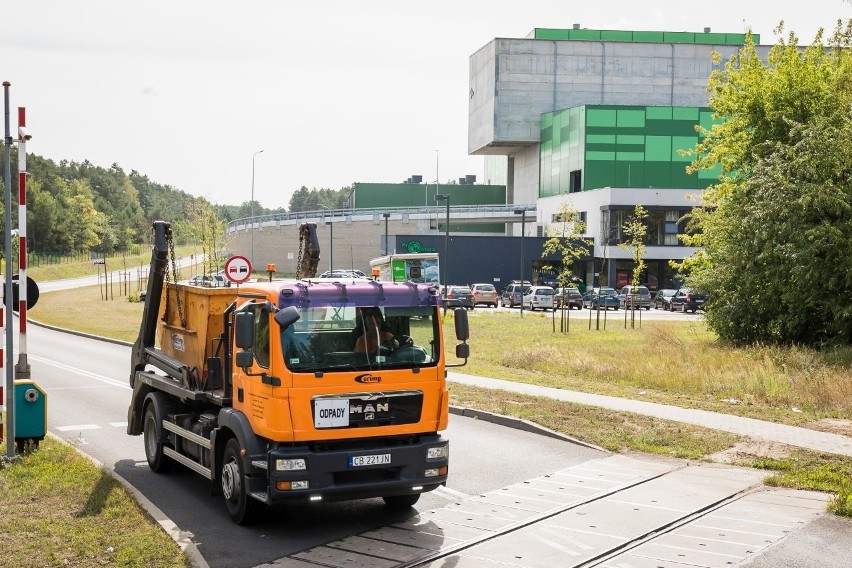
[354, 307, 398, 354]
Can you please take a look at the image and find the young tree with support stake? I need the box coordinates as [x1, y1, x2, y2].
[619, 204, 648, 327]
[542, 201, 590, 333]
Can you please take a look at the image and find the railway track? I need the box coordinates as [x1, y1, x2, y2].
[259, 454, 827, 568]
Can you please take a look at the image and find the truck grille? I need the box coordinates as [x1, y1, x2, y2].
[312, 390, 423, 429]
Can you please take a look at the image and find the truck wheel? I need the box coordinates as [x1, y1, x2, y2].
[221, 438, 259, 525]
[383, 493, 421, 509]
[143, 402, 175, 473]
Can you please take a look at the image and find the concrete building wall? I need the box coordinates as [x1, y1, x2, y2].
[512, 146, 542, 232]
[484, 155, 508, 186]
[468, 37, 770, 155]
[228, 217, 431, 277]
[468, 41, 498, 155]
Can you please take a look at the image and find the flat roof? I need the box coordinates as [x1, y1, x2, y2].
[531, 28, 758, 45]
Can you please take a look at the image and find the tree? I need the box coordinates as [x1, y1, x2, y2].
[618, 204, 648, 289]
[542, 201, 590, 331]
[54, 177, 105, 253]
[683, 21, 852, 346]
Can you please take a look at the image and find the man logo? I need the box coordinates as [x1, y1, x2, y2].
[355, 374, 382, 384]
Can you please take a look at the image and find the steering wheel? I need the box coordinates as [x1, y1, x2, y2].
[396, 335, 414, 347]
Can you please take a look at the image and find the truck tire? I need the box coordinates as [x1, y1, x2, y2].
[383, 493, 421, 509]
[143, 401, 175, 473]
[221, 438, 259, 525]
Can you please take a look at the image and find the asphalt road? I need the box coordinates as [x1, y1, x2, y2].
[23, 322, 606, 567]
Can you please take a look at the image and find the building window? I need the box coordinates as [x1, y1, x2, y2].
[570, 170, 582, 193]
[664, 210, 680, 245]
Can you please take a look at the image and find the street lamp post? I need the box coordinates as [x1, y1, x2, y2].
[325, 220, 333, 272]
[383, 213, 390, 255]
[320, 205, 333, 272]
[250, 149, 264, 266]
[435, 194, 450, 313]
[514, 209, 527, 318]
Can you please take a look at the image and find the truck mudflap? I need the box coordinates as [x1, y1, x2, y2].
[259, 433, 448, 505]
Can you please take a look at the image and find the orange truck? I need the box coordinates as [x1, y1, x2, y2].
[126, 221, 470, 523]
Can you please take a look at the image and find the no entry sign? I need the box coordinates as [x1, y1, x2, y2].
[224, 255, 252, 284]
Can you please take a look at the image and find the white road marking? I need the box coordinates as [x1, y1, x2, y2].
[29, 353, 131, 390]
[433, 485, 470, 500]
[109, 422, 128, 428]
[56, 424, 101, 432]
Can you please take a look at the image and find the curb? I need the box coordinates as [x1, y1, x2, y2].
[27, 316, 133, 347]
[449, 404, 607, 452]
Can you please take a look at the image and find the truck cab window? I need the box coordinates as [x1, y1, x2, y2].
[280, 304, 439, 372]
[252, 305, 270, 368]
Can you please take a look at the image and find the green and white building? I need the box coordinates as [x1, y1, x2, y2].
[468, 26, 770, 289]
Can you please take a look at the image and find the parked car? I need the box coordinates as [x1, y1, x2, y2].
[501, 282, 530, 308]
[652, 288, 677, 310]
[470, 283, 499, 307]
[670, 287, 707, 313]
[555, 287, 584, 310]
[441, 285, 474, 310]
[186, 273, 229, 287]
[617, 285, 652, 310]
[522, 286, 555, 311]
[583, 287, 620, 310]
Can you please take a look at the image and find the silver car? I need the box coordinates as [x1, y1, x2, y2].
[617, 285, 652, 310]
[522, 286, 555, 311]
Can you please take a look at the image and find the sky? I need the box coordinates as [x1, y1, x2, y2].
[2, 1, 849, 210]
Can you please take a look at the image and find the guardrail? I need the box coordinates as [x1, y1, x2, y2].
[226, 204, 537, 233]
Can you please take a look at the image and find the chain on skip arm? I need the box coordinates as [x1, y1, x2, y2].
[163, 231, 186, 328]
[296, 223, 319, 279]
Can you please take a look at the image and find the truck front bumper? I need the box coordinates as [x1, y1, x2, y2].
[258, 433, 449, 504]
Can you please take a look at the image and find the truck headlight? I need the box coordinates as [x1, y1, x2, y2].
[276, 458, 307, 471]
[427, 445, 448, 460]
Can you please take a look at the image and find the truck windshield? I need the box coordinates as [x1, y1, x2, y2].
[279, 305, 440, 372]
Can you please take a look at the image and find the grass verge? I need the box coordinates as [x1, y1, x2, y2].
[0, 437, 192, 567]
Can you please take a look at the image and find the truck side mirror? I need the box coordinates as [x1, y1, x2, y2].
[235, 351, 254, 369]
[235, 311, 255, 349]
[274, 306, 300, 329]
[453, 308, 469, 341]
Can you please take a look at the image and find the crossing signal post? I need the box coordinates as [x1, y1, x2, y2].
[2, 87, 46, 457]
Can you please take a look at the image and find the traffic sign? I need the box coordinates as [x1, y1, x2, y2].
[224, 255, 252, 284]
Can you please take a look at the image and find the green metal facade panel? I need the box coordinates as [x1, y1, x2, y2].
[540, 106, 584, 198]
[540, 105, 724, 196]
[531, 28, 758, 45]
[352, 183, 506, 209]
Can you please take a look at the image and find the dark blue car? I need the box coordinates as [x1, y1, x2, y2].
[583, 287, 620, 310]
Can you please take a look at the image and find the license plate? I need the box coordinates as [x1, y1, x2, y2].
[314, 399, 349, 428]
[349, 453, 391, 467]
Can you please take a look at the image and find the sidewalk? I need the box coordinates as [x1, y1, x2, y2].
[448, 371, 852, 457]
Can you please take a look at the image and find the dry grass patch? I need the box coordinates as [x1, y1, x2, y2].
[458, 312, 852, 426]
